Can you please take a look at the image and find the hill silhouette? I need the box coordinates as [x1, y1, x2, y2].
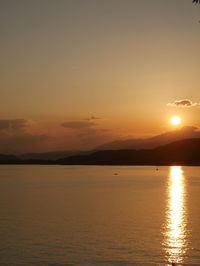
[97, 126, 200, 150]
[2, 126, 198, 161]
[0, 154, 19, 162]
[58, 138, 200, 166]
[19, 150, 92, 160]
[0, 138, 200, 166]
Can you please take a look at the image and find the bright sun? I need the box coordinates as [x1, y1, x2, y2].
[171, 116, 181, 126]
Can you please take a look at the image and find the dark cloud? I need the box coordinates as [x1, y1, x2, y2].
[61, 121, 97, 129]
[84, 116, 102, 121]
[0, 118, 49, 153]
[0, 119, 30, 130]
[167, 99, 200, 107]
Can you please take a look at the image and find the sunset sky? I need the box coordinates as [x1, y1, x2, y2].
[1, 0, 200, 153]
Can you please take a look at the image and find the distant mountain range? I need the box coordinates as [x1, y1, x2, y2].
[0, 138, 200, 166]
[97, 126, 200, 150]
[19, 150, 92, 160]
[58, 138, 200, 166]
[4, 126, 199, 162]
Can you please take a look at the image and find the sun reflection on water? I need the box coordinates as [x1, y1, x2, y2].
[163, 166, 188, 265]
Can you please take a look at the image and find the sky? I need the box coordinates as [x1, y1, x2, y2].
[0, 0, 200, 153]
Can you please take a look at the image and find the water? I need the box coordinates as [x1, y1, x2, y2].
[0, 165, 200, 265]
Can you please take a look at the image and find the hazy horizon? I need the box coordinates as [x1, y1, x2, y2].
[0, 125, 200, 155]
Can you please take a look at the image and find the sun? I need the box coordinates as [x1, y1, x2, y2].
[171, 116, 181, 126]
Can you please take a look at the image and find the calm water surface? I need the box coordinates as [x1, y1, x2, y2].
[0, 165, 200, 265]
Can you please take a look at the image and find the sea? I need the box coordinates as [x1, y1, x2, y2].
[0, 165, 200, 265]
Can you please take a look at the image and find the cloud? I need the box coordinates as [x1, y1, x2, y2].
[167, 99, 200, 107]
[0, 118, 49, 153]
[0, 119, 30, 131]
[181, 126, 199, 132]
[61, 120, 97, 129]
[84, 116, 103, 121]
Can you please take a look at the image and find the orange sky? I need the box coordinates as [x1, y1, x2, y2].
[0, 0, 200, 153]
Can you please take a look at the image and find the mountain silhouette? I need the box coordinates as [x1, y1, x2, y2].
[59, 138, 200, 166]
[0, 137, 200, 166]
[0, 154, 19, 162]
[19, 150, 92, 160]
[97, 126, 200, 150]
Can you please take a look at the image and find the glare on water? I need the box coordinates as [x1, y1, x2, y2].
[1, 165, 200, 265]
[163, 166, 188, 265]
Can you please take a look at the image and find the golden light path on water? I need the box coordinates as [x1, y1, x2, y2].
[163, 166, 188, 265]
